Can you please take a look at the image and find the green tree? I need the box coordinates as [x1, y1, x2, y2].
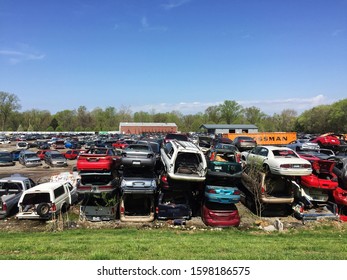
[204, 105, 222, 124]
[54, 110, 76, 131]
[219, 100, 243, 124]
[243, 106, 267, 126]
[0, 91, 21, 131]
[50, 118, 59, 131]
[328, 99, 347, 133]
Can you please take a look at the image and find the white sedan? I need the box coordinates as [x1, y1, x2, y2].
[242, 145, 312, 177]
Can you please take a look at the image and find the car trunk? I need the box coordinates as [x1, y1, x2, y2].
[119, 193, 155, 222]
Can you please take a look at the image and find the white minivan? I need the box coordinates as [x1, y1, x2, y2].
[16, 181, 77, 220]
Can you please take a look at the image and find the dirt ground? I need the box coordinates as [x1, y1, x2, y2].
[0, 143, 323, 232]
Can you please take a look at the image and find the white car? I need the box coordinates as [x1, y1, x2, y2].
[242, 145, 312, 177]
[161, 140, 207, 182]
[16, 181, 78, 220]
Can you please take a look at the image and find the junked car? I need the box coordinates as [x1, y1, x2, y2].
[206, 147, 242, 179]
[0, 150, 15, 166]
[231, 136, 257, 151]
[204, 184, 241, 204]
[242, 146, 312, 177]
[18, 150, 42, 167]
[0, 174, 36, 219]
[286, 139, 320, 151]
[156, 190, 192, 220]
[120, 143, 156, 168]
[161, 140, 207, 182]
[44, 150, 68, 167]
[77, 171, 118, 194]
[240, 165, 295, 205]
[79, 189, 119, 222]
[16, 181, 77, 220]
[76, 147, 120, 171]
[296, 155, 338, 203]
[201, 200, 240, 227]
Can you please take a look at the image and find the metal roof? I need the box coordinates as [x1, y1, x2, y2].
[119, 122, 177, 127]
[199, 124, 258, 129]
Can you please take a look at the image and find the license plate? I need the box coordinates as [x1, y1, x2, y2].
[92, 216, 101, 221]
[293, 164, 300, 168]
[215, 166, 222, 170]
[133, 161, 141, 165]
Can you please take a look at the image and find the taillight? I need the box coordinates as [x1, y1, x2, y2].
[99, 186, 112, 190]
[155, 206, 159, 214]
[51, 203, 56, 212]
[207, 189, 216, 194]
[234, 190, 241, 195]
[261, 186, 265, 194]
[303, 164, 311, 168]
[120, 206, 124, 214]
[280, 164, 291, 168]
[236, 154, 241, 163]
[1, 202, 7, 211]
[161, 175, 168, 184]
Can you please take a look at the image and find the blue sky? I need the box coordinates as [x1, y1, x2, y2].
[0, 0, 346, 116]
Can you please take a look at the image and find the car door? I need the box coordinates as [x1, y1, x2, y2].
[247, 146, 268, 166]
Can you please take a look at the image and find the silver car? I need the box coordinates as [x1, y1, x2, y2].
[286, 139, 320, 151]
[44, 151, 68, 167]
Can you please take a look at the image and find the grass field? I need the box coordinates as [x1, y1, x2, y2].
[1, 222, 347, 260]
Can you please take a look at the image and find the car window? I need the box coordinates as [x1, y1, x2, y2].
[258, 148, 268, 156]
[22, 192, 50, 204]
[54, 185, 65, 199]
[272, 149, 297, 157]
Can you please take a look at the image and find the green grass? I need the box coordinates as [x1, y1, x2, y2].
[1, 224, 347, 260]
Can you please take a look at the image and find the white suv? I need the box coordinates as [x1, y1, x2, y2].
[160, 140, 207, 182]
[16, 181, 77, 220]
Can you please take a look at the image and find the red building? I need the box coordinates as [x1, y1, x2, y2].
[119, 122, 177, 135]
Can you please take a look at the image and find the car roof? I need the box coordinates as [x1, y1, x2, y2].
[0, 174, 29, 181]
[24, 181, 68, 192]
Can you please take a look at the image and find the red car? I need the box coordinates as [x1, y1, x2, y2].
[298, 154, 338, 202]
[112, 139, 135, 150]
[76, 148, 120, 171]
[64, 149, 85, 160]
[201, 201, 240, 227]
[36, 149, 51, 160]
[309, 134, 340, 149]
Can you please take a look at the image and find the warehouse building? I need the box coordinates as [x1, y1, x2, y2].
[119, 122, 178, 135]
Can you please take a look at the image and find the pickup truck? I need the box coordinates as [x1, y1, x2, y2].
[79, 189, 119, 222]
[206, 147, 242, 180]
[0, 174, 36, 219]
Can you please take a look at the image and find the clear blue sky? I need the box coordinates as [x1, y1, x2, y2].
[1, 0, 346, 115]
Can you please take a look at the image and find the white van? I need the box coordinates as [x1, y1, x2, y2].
[16, 181, 77, 220]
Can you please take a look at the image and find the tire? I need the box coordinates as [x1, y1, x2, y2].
[36, 203, 51, 218]
[263, 164, 271, 177]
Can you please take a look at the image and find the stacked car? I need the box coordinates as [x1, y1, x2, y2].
[76, 147, 121, 221]
[202, 145, 243, 227]
[157, 139, 209, 222]
[118, 144, 158, 222]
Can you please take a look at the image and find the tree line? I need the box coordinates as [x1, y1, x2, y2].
[1, 91, 347, 133]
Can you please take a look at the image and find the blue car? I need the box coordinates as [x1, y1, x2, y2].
[204, 185, 241, 204]
[10, 150, 21, 161]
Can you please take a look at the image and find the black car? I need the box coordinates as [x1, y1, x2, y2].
[156, 190, 192, 220]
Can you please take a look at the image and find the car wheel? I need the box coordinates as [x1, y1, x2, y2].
[263, 164, 271, 177]
[36, 203, 51, 218]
